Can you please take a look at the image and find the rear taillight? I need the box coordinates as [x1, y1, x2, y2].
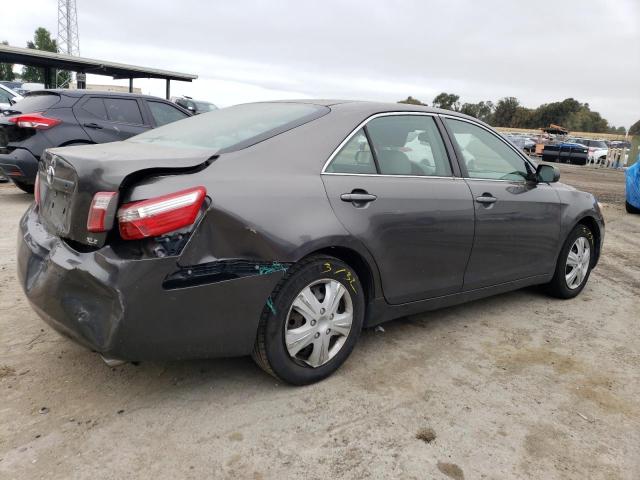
[117, 187, 206, 240]
[8, 112, 61, 130]
[87, 192, 118, 232]
[34, 173, 41, 206]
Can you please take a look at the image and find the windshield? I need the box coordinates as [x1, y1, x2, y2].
[7, 92, 60, 113]
[195, 101, 217, 112]
[130, 102, 328, 152]
[591, 140, 607, 149]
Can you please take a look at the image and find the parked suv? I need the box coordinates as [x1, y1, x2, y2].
[0, 90, 191, 192]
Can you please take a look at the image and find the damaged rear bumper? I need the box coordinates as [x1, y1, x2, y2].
[17, 205, 285, 361]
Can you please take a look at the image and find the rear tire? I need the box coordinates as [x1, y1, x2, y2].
[545, 224, 594, 299]
[626, 201, 640, 214]
[12, 180, 34, 194]
[252, 255, 365, 385]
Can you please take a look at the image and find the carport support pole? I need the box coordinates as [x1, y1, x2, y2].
[44, 67, 52, 89]
[166, 79, 170, 100]
[129, 78, 133, 93]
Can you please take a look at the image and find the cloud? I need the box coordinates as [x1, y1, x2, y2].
[4, 0, 639, 127]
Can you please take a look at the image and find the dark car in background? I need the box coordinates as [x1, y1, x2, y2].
[17, 101, 604, 385]
[0, 90, 191, 192]
[172, 95, 218, 114]
[504, 133, 535, 153]
[542, 140, 589, 165]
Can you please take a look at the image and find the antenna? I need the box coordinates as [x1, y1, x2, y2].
[56, 0, 80, 87]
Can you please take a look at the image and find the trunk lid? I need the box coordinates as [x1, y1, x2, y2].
[38, 141, 216, 248]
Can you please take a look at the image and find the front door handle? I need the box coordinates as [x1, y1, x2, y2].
[340, 192, 377, 203]
[475, 194, 497, 204]
[83, 122, 103, 129]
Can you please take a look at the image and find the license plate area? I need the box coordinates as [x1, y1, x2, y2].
[38, 153, 78, 237]
[41, 188, 73, 236]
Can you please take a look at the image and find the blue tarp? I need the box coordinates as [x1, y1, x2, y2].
[626, 160, 640, 208]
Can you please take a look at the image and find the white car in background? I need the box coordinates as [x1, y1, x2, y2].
[0, 84, 23, 112]
[0, 84, 23, 183]
[568, 138, 608, 164]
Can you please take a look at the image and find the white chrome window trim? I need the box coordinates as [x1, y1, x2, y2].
[439, 113, 538, 180]
[320, 111, 446, 176]
[322, 172, 462, 180]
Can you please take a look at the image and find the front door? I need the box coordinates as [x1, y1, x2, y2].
[443, 117, 561, 290]
[322, 114, 475, 304]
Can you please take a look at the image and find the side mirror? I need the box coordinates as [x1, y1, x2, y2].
[536, 164, 560, 183]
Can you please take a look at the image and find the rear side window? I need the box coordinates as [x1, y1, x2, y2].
[367, 115, 452, 177]
[11, 92, 60, 112]
[104, 98, 143, 125]
[129, 103, 329, 152]
[147, 101, 189, 126]
[81, 97, 108, 120]
[325, 129, 376, 174]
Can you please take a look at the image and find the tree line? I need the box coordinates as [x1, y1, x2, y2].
[399, 93, 635, 135]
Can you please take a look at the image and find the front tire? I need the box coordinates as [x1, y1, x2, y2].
[626, 201, 640, 214]
[545, 224, 594, 299]
[252, 255, 365, 385]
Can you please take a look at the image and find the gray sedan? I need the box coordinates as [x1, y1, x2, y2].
[18, 101, 604, 385]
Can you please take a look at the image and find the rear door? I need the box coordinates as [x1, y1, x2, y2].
[442, 117, 561, 290]
[74, 96, 150, 142]
[322, 114, 475, 304]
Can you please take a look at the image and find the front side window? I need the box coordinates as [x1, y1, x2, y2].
[445, 118, 531, 181]
[366, 115, 451, 177]
[148, 101, 189, 126]
[104, 98, 143, 125]
[325, 129, 376, 174]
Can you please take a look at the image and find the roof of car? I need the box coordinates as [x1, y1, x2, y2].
[27, 89, 171, 101]
[268, 99, 482, 122]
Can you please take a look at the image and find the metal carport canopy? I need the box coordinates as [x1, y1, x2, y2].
[0, 44, 197, 98]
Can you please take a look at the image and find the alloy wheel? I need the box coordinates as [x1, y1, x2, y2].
[565, 236, 591, 289]
[284, 279, 353, 368]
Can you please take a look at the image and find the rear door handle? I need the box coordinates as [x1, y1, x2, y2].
[340, 193, 377, 203]
[475, 195, 497, 204]
[83, 122, 103, 129]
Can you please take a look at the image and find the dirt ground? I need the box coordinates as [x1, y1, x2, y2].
[1, 164, 638, 480]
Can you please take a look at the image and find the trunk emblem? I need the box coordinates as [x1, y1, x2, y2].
[46, 157, 57, 185]
[46, 165, 55, 185]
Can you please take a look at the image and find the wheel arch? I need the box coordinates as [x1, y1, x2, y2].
[575, 215, 602, 266]
[301, 245, 381, 308]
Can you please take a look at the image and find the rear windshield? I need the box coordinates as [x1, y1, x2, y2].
[129, 102, 329, 152]
[9, 92, 60, 113]
[591, 140, 607, 148]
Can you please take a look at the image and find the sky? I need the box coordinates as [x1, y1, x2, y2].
[3, 0, 640, 128]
